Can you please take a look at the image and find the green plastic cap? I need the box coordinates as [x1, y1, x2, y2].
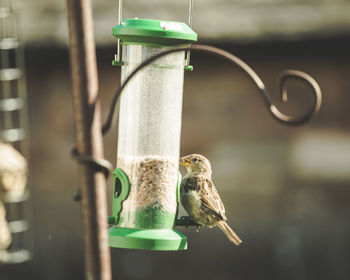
[113, 18, 197, 46]
[109, 227, 188, 251]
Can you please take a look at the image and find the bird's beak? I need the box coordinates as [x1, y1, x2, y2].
[179, 157, 191, 167]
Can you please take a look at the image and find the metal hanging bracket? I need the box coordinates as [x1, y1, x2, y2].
[184, 0, 193, 70]
[113, 0, 123, 65]
[112, 0, 195, 70]
[103, 44, 322, 135]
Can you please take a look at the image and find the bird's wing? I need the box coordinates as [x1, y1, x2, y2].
[198, 177, 227, 221]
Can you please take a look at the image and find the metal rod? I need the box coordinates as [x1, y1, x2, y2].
[65, 1, 112, 280]
[188, 0, 193, 27]
[102, 44, 322, 134]
[115, 0, 122, 62]
[185, 0, 193, 67]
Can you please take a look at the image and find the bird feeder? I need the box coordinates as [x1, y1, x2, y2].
[0, 0, 31, 263]
[108, 16, 197, 251]
[106, 1, 322, 252]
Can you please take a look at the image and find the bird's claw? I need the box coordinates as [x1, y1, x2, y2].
[175, 216, 201, 228]
[180, 216, 195, 228]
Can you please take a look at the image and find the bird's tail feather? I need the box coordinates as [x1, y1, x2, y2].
[217, 221, 242, 245]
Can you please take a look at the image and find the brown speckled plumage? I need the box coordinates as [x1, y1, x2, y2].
[180, 154, 242, 245]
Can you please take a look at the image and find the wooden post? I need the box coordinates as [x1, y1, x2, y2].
[65, 0, 112, 279]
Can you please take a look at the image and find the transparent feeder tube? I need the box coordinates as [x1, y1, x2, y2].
[117, 44, 185, 229]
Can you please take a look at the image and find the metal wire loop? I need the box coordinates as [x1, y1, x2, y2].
[102, 44, 322, 135]
[71, 148, 113, 201]
[71, 147, 113, 178]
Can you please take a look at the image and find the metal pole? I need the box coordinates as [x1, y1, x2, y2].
[65, 1, 112, 280]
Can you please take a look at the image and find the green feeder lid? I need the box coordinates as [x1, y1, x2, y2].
[112, 18, 197, 46]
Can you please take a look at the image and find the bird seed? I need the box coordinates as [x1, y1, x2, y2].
[117, 155, 178, 214]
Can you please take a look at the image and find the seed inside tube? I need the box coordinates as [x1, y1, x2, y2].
[117, 155, 178, 215]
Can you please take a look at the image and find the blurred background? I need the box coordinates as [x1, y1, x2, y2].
[1, 0, 350, 279]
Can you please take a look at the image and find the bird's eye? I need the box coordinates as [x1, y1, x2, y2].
[192, 157, 198, 162]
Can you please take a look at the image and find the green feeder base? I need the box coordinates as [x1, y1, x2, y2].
[109, 227, 187, 251]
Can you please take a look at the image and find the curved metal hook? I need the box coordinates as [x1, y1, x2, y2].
[273, 70, 322, 125]
[102, 44, 322, 134]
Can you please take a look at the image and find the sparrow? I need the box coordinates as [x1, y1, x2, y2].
[179, 154, 242, 245]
